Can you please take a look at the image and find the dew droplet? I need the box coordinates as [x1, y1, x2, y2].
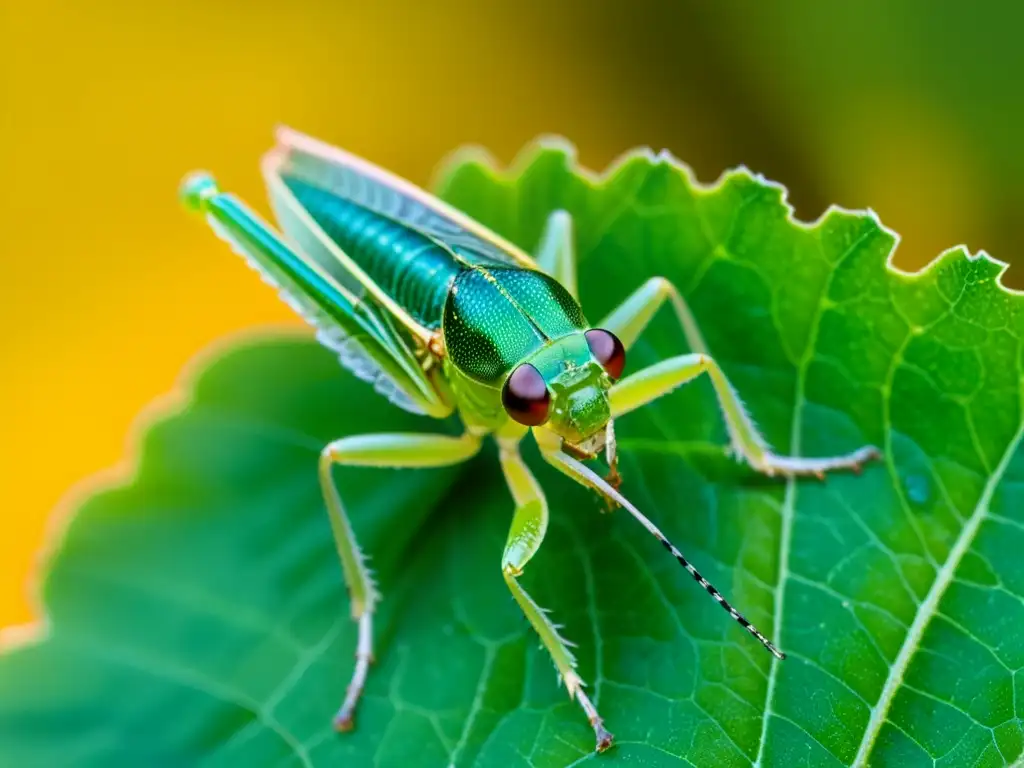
[905, 474, 930, 505]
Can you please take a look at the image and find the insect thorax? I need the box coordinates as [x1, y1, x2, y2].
[442, 267, 588, 385]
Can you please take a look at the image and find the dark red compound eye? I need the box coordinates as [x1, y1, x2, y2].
[501, 363, 551, 426]
[585, 328, 626, 380]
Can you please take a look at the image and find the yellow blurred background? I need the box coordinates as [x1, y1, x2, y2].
[2, 0, 1021, 629]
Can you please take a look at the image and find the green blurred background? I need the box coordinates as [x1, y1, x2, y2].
[2, 0, 1021, 629]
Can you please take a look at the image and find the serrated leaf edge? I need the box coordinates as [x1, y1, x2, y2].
[432, 139, 1024, 766]
[433, 136, 1021, 299]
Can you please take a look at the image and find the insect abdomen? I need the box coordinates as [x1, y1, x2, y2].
[283, 177, 464, 328]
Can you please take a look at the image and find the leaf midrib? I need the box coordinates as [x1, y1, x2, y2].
[753, 221, 874, 767]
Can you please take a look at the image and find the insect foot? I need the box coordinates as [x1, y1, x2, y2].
[577, 687, 615, 752]
[333, 671, 368, 732]
[850, 446, 883, 471]
[333, 613, 376, 733]
[752, 444, 883, 480]
[594, 722, 614, 753]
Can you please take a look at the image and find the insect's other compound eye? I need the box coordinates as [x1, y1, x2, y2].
[585, 328, 626, 380]
[501, 363, 551, 426]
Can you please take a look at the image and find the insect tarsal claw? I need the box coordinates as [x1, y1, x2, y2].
[594, 724, 615, 753]
[333, 712, 355, 733]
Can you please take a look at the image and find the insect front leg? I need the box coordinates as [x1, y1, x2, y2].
[599, 277, 880, 477]
[319, 431, 481, 730]
[497, 437, 613, 753]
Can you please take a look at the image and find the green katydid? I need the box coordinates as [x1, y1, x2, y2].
[179, 128, 880, 754]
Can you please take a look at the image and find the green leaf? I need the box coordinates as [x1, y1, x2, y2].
[2, 143, 1022, 768]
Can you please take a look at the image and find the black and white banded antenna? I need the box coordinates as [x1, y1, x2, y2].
[561, 451, 785, 660]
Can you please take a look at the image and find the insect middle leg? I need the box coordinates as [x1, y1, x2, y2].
[319, 430, 482, 730]
[497, 436, 613, 752]
[600, 277, 880, 477]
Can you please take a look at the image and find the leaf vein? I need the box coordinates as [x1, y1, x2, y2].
[851, 418, 1024, 767]
[753, 217, 877, 767]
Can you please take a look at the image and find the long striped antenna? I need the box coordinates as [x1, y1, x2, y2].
[546, 447, 785, 660]
[650, 519, 784, 660]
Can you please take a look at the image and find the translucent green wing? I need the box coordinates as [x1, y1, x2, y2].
[270, 127, 540, 271]
[262, 149, 435, 346]
[181, 174, 450, 419]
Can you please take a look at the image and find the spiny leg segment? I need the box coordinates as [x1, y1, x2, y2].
[497, 436, 613, 752]
[319, 431, 481, 730]
[610, 352, 879, 477]
[600, 276, 881, 477]
[533, 429, 784, 659]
